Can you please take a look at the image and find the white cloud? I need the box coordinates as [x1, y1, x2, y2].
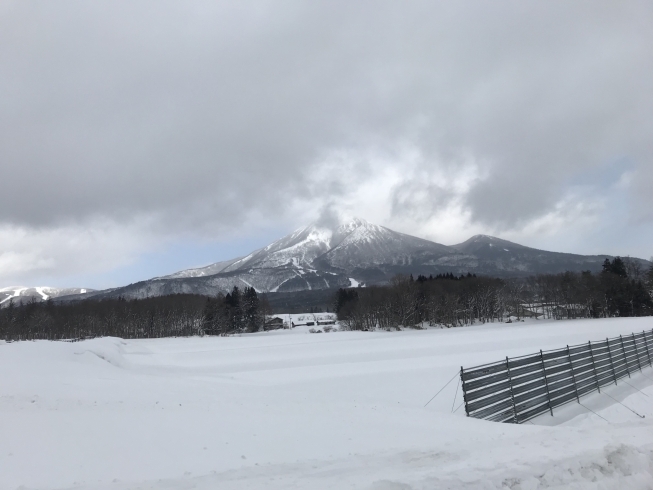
[0, 218, 159, 286]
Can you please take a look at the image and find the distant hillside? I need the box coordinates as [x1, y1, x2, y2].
[0, 287, 93, 307]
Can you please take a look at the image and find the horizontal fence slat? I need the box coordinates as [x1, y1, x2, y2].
[543, 357, 570, 369]
[594, 358, 613, 373]
[597, 371, 615, 387]
[507, 354, 542, 369]
[510, 371, 545, 388]
[546, 376, 573, 393]
[464, 370, 510, 391]
[569, 344, 591, 356]
[486, 408, 515, 423]
[509, 362, 545, 379]
[613, 367, 630, 382]
[470, 399, 514, 420]
[591, 352, 610, 363]
[467, 390, 512, 413]
[576, 383, 596, 398]
[575, 376, 597, 391]
[462, 362, 507, 381]
[514, 393, 549, 413]
[546, 366, 571, 381]
[569, 351, 592, 364]
[571, 357, 594, 369]
[464, 380, 512, 403]
[571, 362, 594, 377]
[548, 381, 576, 400]
[513, 386, 548, 406]
[573, 369, 595, 384]
[542, 349, 571, 361]
[549, 390, 578, 410]
[511, 377, 546, 397]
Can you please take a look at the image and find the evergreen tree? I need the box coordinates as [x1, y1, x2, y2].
[334, 288, 358, 316]
[225, 286, 243, 332]
[242, 287, 260, 333]
[602, 257, 628, 278]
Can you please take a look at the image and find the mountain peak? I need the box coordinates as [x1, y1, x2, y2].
[308, 215, 370, 233]
[468, 234, 497, 242]
[452, 234, 526, 253]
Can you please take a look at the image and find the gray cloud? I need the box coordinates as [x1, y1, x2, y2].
[1, 1, 652, 283]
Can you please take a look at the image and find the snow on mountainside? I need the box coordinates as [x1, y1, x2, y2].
[39, 217, 651, 302]
[315, 219, 453, 270]
[157, 256, 245, 279]
[223, 223, 336, 271]
[0, 286, 93, 306]
[451, 234, 629, 274]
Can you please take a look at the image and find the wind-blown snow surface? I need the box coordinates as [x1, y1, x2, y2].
[1, 318, 653, 489]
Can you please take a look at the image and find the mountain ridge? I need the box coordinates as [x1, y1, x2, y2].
[3, 218, 649, 305]
[44, 217, 649, 302]
[0, 286, 94, 306]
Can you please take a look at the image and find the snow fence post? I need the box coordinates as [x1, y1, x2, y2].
[460, 366, 469, 417]
[606, 337, 618, 386]
[618, 335, 631, 378]
[631, 333, 643, 373]
[539, 349, 553, 416]
[643, 330, 653, 367]
[588, 341, 601, 393]
[566, 345, 580, 403]
[505, 356, 518, 424]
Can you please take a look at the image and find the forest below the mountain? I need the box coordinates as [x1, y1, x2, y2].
[0, 258, 651, 341]
[335, 258, 653, 330]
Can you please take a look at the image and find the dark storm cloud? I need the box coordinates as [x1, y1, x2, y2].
[1, 1, 652, 233]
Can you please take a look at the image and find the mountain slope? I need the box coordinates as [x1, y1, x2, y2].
[314, 219, 453, 270]
[223, 224, 335, 271]
[157, 256, 245, 279]
[452, 234, 618, 274]
[0, 286, 93, 306]
[51, 218, 651, 301]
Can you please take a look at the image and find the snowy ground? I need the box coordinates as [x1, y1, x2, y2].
[1, 317, 652, 489]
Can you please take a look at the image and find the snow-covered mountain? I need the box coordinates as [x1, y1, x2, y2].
[0, 286, 93, 307]
[451, 234, 614, 274]
[49, 217, 649, 301]
[315, 220, 453, 269]
[156, 256, 245, 279]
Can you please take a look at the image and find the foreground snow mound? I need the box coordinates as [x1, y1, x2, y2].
[1, 317, 652, 489]
[73, 337, 131, 368]
[70, 443, 653, 490]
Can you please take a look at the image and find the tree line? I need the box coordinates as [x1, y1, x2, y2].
[1, 258, 651, 341]
[202, 286, 271, 335]
[0, 286, 270, 341]
[335, 257, 653, 330]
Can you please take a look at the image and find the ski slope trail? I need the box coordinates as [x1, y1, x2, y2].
[1, 317, 652, 489]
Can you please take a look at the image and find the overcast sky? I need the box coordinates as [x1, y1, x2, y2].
[1, 1, 652, 289]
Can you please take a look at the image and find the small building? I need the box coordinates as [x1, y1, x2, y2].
[264, 317, 284, 331]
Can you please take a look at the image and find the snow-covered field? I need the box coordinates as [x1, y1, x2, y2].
[1, 317, 653, 489]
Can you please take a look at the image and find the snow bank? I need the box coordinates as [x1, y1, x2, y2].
[1, 317, 652, 489]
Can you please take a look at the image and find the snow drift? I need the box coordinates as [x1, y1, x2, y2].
[1, 317, 652, 489]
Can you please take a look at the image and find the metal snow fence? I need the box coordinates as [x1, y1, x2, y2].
[460, 328, 653, 424]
